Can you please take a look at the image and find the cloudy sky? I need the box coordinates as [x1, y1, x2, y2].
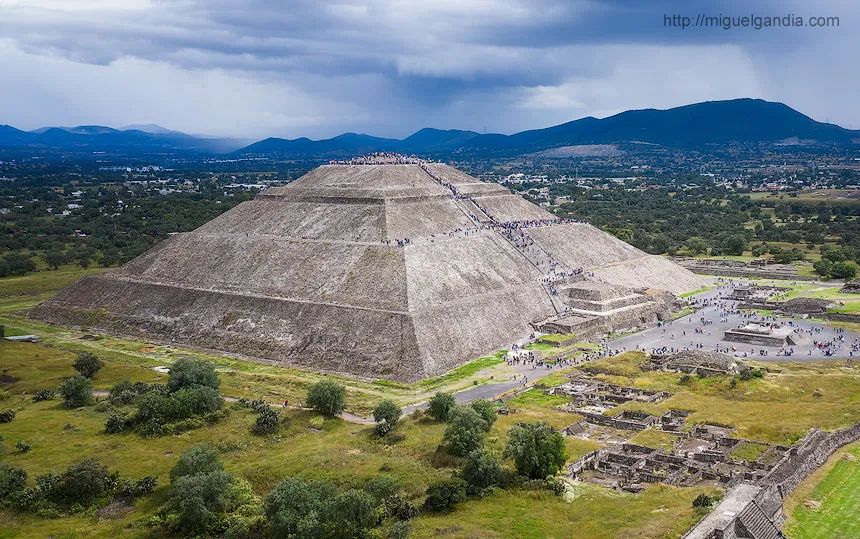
[0, 0, 857, 139]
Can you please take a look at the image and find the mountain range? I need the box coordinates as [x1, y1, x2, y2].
[1, 99, 857, 158]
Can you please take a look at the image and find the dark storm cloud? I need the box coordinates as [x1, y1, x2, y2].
[0, 0, 857, 137]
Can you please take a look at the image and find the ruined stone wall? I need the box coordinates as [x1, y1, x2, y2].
[764, 423, 860, 497]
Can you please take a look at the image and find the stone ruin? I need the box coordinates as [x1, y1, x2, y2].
[642, 350, 750, 376]
[31, 156, 704, 382]
[673, 257, 805, 280]
[551, 374, 790, 493]
[841, 279, 860, 294]
[726, 284, 785, 303]
[776, 297, 832, 315]
[685, 421, 860, 539]
[550, 376, 668, 420]
[723, 323, 805, 347]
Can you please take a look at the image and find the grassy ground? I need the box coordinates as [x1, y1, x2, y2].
[0, 268, 720, 539]
[3, 268, 860, 538]
[783, 441, 860, 539]
[584, 352, 860, 445]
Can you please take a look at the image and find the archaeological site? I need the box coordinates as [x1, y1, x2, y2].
[31, 156, 703, 381]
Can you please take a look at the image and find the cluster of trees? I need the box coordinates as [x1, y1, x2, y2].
[422, 392, 568, 513]
[104, 357, 227, 436]
[813, 246, 859, 280]
[153, 443, 417, 538]
[0, 459, 155, 517]
[0, 180, 256, 277]
[552, 184, 859, 258]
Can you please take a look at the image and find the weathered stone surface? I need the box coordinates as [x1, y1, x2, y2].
[32, 160, 704, 381]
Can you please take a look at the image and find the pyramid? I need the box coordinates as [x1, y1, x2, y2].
[32, 156, 705, 381]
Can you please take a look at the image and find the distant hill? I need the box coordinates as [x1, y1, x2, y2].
[464, 99, 860, 150]
[0, 124, 247, 154]
[3, 99, 858, 157]
[234, 99, 859, 157]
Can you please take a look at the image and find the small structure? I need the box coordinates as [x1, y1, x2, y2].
[724, 323, 804, 347]
[841, 280, 860, 294]
[643, 350, 749, 376]
[776, 297, 832, 315]
[727, 284, 785, 303]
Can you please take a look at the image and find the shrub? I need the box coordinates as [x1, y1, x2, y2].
[328, 488, 377, 538]
[120, 476, 158, 499]
[306, 379, 346, 417]
[373, 399, 402, 436]
[427, 392, 456, 422]
[108, 380, 138, 404]
[168, 358, 219, 392]
[15, 440, 32, 453]
[32, 389, 56, 402]
[168, 470, 234, 534]
[105, 414, 126, 434]
[0, 464, 27, 501]
[364, 475, 401, 505]
[73, 352, 104, 379]
[0, 409, 15, 423]
[422, 478, 467, 513]
[739, 368, 765, 381]
[264, 476, 336, 537]
[470, 399, 497, 431]
[504, 421, 568, 479]
[389, 520, 412, 539]
[460, 448, 503, 493]
[251, 405, 280, 435]
[170, 444, 223, 481]
[693, 493, 714, 508]
[443, 406, 488, 457]
[58, 375, 93, 408]
[50, 459, 113, 506]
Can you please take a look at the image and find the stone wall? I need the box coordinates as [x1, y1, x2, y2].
[763, 423, 860, 497]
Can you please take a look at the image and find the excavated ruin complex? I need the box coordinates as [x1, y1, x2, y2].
[32, 156, 704, 381]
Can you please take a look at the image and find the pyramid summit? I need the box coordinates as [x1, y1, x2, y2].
[32, 155, 705, 381]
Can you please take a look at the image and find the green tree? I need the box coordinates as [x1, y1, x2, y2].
[684, 237, 709, 255]
[168, 470, 234, 534]
[422, 478, 467, 513]
[830, 261, 858, 280]
[43, 250, 67, 270]
[460, 448, 503, 493]
[427, 392, 456, 422]
[58, 375, 93, 408]
[470, 400, 497, 431]
[264, 476, 336, 537]
[168, 358, 219, 391]
[306, 380, 346, 417]
[51, 459, 111, 506]
[504, 421, 568, 479]
[443, 406, 488, 457]
[73, 352, 103, 379]
[372, 399, 402, 436]
[170, 443, 223, 481]
[328, 488, 377, 538]
[364, 475, 400, 505]
[252, 405, 281, 435]
[721, 234, 747, 256]
[0, 464, 27, 501]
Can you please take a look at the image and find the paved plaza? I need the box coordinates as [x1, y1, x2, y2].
[610, 281, 860, 361]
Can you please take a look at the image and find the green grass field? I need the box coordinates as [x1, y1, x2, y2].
[3, 268, 860, 537]
[784, 442, 860, 539]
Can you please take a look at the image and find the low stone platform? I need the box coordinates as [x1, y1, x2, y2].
[724, 323, 804, 347]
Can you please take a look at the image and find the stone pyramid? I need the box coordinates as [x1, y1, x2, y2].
[32, 156, 704, 381]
